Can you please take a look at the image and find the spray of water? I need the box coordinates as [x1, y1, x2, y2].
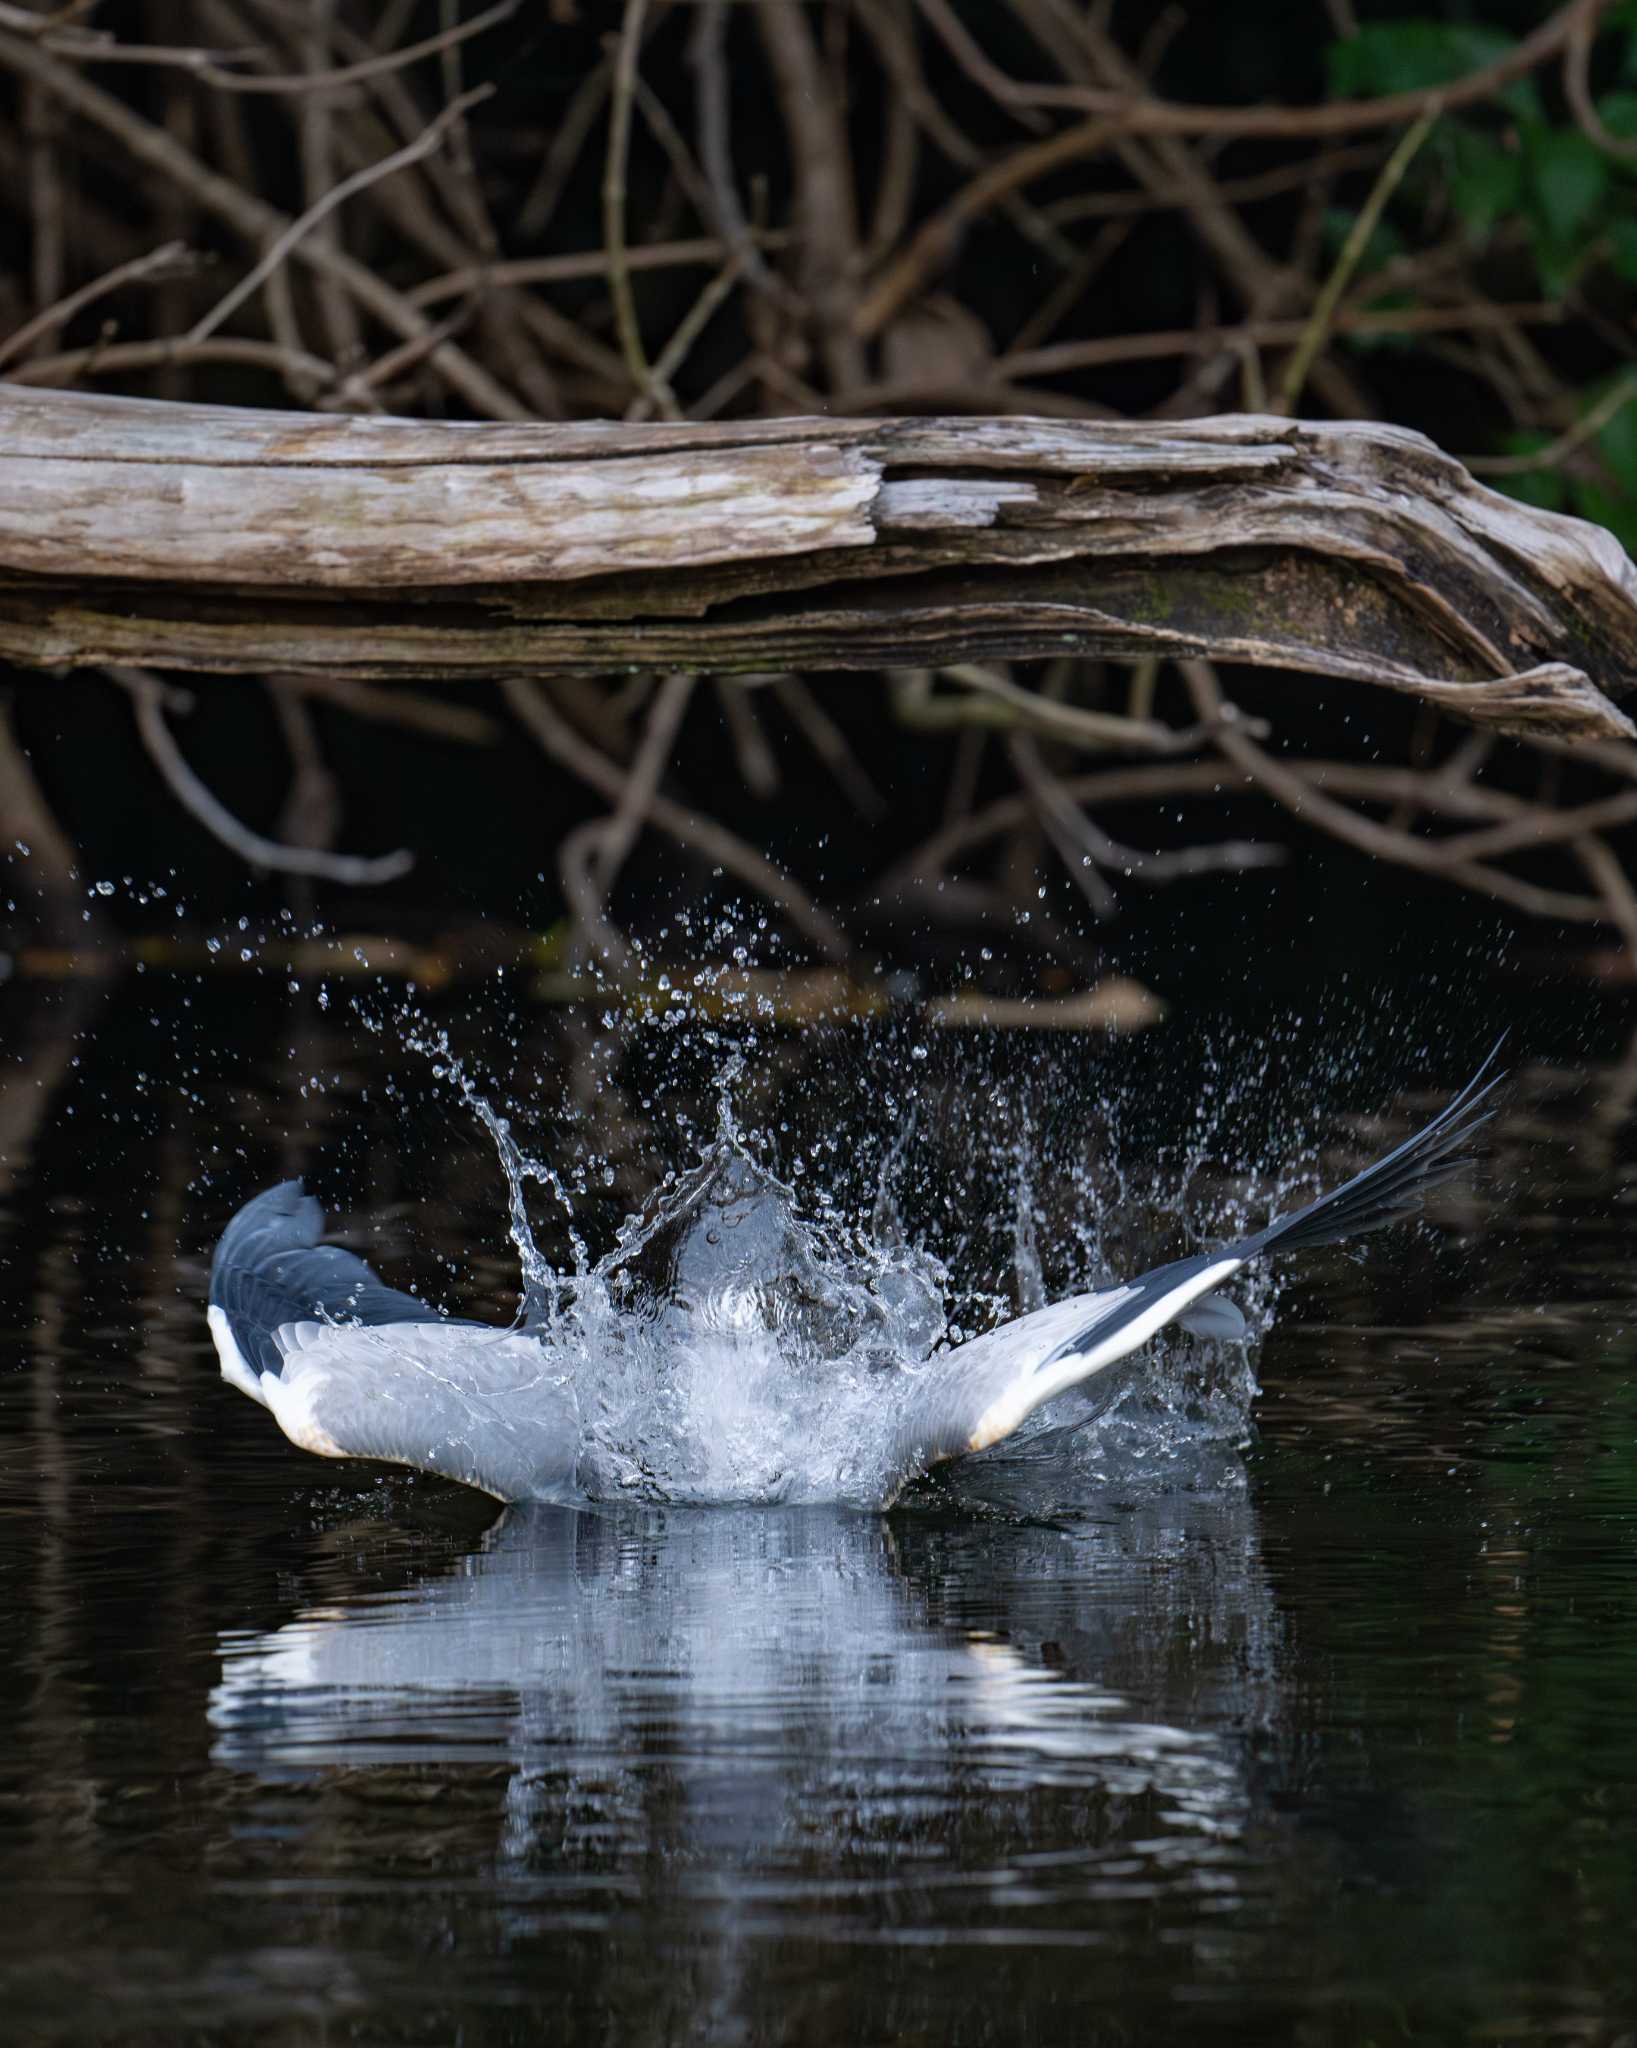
[62, 876, 1474, 1509]
[377, 1014, 1319, 1509]
[174, 903, 1402, 1511]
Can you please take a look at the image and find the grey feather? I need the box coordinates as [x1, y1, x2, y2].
[265, 1322, 579, 1502]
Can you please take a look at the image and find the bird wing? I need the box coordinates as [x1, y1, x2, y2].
[885, 1042, 1500, 1497]
[885, 1250, 1243, 1493]
[208, 1180, 449, 1394]
[207, 1180, 579, 1500]
[257, 1320, 580, 1503]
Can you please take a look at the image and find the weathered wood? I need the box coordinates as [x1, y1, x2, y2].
[2, 384, 1634, 743]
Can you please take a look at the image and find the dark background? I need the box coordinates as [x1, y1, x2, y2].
[2, 0, 1634, 992]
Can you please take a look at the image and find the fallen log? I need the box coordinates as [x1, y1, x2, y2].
[1, 384, 1634, 744]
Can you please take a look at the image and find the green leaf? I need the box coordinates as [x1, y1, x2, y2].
[1596, 386, 1637, 496]
[1340, 292, 1418, 354]
[1609, 216, 1637, 282]
[1571, 479, 1637, 557]
[1528, 224, 1583, 302]
[1596, 90, 1637, 141]
[1327, 22, 1513, 99]
[1320, 204, 1405, 273]
[1615, 1, 1637, 81]
[1446, 128, 1522, 238]
[1524, 126, 1609, 244]
[1497, 472, 1567, 513]
[1596, 91, 1637, 178]
[1493, 432, 1567, 514]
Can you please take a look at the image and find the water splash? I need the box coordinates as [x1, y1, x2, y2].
[556, 1091, 949, 1503]
[400, 1028, 1302, 1510]
[397, 1016, 588, 1326]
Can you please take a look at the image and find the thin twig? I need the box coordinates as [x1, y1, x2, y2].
[688, 0, 789, 305]
[998, 300, 1563, 381]
[1467, 369, 1637, 476]
[1008, 734, 1119, 916]
[770, 676, 887, 820]
[604, 0, 670, 414]
[25, 0, 523, 94]
[1175, 658, 1616, 928]
[503, 678, 851, 961]
[407, 236, 769, 308]
[592, 673, 698, 894]
[626, 251, 745, 420]
[756, 0, 868, 390]
[297, 0, 362, 369]
[555, 677, 698, 970]
[5, 333, 354, 390]
[0, 238, 198, 371]
[1276, 107, 1437, 414]
[109, 668, 414, 884]
[716, 679, 781, 798]
[278, 675, 500, 745]
[1564, 8, 1637, 161]
[0, 30, 527, 417]
[854, 0, 1608, 337]
[184, 84, 491, 346]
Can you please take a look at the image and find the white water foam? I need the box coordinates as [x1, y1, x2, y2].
[384, 1022, 1317, 1508]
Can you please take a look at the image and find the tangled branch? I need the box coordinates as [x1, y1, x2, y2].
[1, 0, 1636, 972]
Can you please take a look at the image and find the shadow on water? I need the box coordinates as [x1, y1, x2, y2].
[2, 973, 1636, 2043]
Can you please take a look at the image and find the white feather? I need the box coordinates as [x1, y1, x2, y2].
[207, 1304, 265, 1407]
[965, 1256, 1244, 1452]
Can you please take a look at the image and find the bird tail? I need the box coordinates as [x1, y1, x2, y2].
[1240, 1040, 1503, 1260]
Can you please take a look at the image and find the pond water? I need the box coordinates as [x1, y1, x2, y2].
[1, 970, 1635, 2045]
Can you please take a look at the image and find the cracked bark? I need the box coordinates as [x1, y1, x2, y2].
[1, 385, 1634, 745]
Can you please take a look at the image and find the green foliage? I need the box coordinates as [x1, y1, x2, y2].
[1326, 14, 1637, 556]
[1489, 386, 1637, 555]
[1491, 435, 1566, 513]
[1522, 125, 1609, 294]
[1444, 128, 1521, 237]
[1328, 16, 1637, 292]
[1607, 215, 1637, 285]
[1580, 380, 1637, 554]
[1326, 22, 1514, 100]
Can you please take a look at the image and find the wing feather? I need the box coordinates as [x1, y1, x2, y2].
[885, 1253, 1242, 1494]
[264, 1322, 580, 1502]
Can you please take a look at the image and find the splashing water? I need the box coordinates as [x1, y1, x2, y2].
[402, 1033, 1304, 1509]
[564, 1095, 949, 1502]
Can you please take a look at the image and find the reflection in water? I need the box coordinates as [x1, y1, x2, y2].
[212, 1490, 1276, 1926]
[6, 981, 1637, 2043]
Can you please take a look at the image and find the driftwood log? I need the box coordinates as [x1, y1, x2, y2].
[2, 384, 1635, 745]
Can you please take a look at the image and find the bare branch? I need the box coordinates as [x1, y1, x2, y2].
[502, 677, 851, 962]
[185, 85, 491, 347]
[108, 666, 414, 885]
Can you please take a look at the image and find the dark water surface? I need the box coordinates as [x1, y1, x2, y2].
[2, 976, 1636, 2045]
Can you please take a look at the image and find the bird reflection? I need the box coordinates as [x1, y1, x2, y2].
[211, 1481, 1279, 1910]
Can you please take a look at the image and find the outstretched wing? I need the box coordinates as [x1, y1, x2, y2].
[1240, 1039, 1502, 1257]
[208, 1181, 578, 1501]
[886, 1253, 1239, 1491]
[259, 1320, 579, 1502]
[887, 1044, 1501, 1495]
